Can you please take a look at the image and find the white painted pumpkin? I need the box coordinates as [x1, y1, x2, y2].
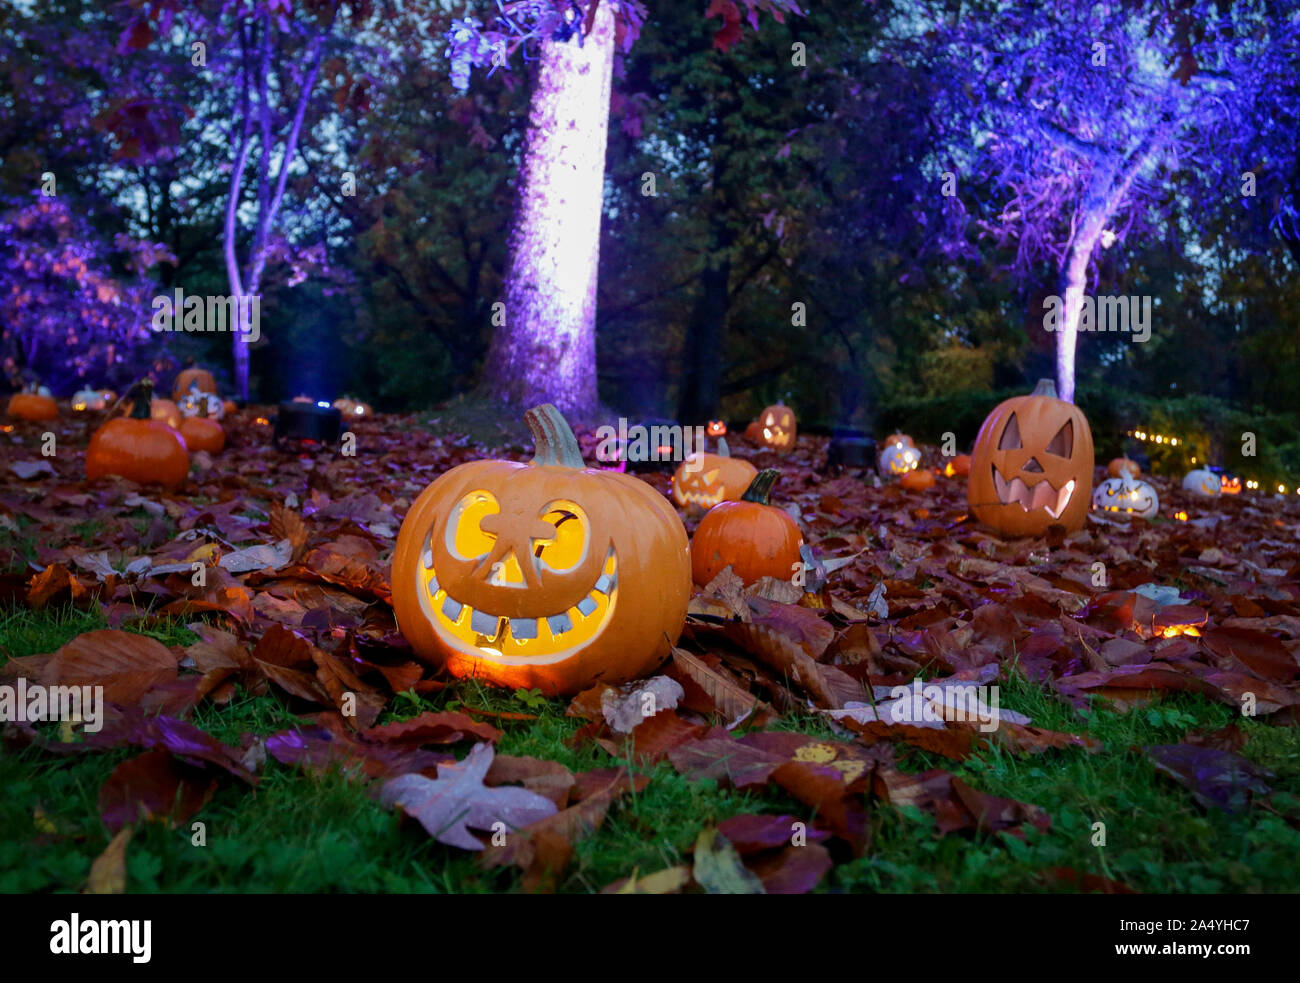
[1182, 468, 1221, 497]
[178, 384, 224, 419]
[878, 440, 921, 476]
[1093, 474, 1159, 519]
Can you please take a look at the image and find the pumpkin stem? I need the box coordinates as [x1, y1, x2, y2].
[717, 437, 730, 458]
[525, 403, 585, 469]
[1031, 379, 1057, 398]
[741, 468, 780, 505]
[127, 380, 153, 419]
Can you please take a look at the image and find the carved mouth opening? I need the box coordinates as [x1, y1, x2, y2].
[992, 464, 1075, 518]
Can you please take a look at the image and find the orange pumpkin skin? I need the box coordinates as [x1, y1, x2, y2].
[944, 454, 971, 477]
[7, 393, 58, 421]
[392, 405, 691, 697]
[899, 468, 936, 491]
[86, 417, 190, 490]
[691, 470, 803, 587]
[1107, 457, 1140, 478]
[172, 368, 217, 402]
[179, 416, 226, 454]
[222, 400, 238, 416]
[883, 433, 915, 448]
[749, 403, 797, 452]
[967, 379, 1094, 537]
[124, 397, 182, 429]
[671, 438, 757, 509]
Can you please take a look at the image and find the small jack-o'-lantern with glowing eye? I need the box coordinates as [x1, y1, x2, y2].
[178, 384, 225, 420]
[671, 437, 757, 510]
[392, 404, 691, 697]
[1218, 473, 1241, 495]
[334, 396, 373, 419]
[1182, 469, 1221, 497]
[706, 419, 727, 438]
[968, 379, 1094, 536]
[1092, 473, 1159, 519]
[879, 439, 921, 476]
[71, 389, 108, 412]
[745, 403, 796, 451]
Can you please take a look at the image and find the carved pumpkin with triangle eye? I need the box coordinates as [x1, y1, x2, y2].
[671, 437, 757, 510]
[745, 403, 796, 451]
[1092, 474, 1159, 519]
[968, 379, 1094, 536]
[392, 404, 691, 697]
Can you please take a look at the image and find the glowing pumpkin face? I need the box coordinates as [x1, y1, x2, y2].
[172, 367, 217, 402]
[72, 389, 108, 412]
[179, 385, 225, 420]
[1219, 474, 1241, 495]
[879, 440, 921, 476]
[1092, 474, 1159, 519]
[671, 438, 757, 510]
[967, 379, 1094, 536]
[392, 404, 691, 696]
[334, 396, 373, 419]
[1182, 469, 1221, 497]
[750, 403, 796, 451]
[706, 419, 727, 438]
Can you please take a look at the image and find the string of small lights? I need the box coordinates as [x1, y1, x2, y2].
[1125, 428, 1298, 495]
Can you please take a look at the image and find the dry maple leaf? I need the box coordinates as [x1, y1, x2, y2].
[379, 743, 557, 850]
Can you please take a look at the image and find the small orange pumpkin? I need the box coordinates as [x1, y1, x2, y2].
[334, 395, 373, 419]
[671, 437, 758, 510]
[899, 468, 936, 491]
[172, 366, 218, 402]
[967, 379, 1094, 536]
[746, 403, 797, 452]
[222, 399, 238, 416]
[691, 469, 804, 587]
[86, 382, 190, 490]
[124, 394, 182, 429]
[392, 403, 691, 696]
[706, 419, 727, 438]
[179, 415, 225, 454]
[7, 390, 58, 421]
[943, 454, 971, 478]
[883, 433, 915, 449]
[1107, 457, 1140, 478]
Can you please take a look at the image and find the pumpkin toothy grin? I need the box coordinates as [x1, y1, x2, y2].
[675, 488, 725, 508]
[418, 547, 618, 665]
[991, 465, 1075, 518]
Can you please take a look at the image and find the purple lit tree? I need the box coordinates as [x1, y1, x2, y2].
[449, 0, 802, 413]
[920, 0, 1300, 402]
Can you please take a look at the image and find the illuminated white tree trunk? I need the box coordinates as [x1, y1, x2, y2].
[484, 1, 616, 414]
[1055, 215, 1105, 405]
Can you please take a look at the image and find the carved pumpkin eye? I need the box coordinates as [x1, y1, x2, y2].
[1044, 421, 1073, 457]
[703, 468, 720, 485]
[533, 501, 588, 573]
[998, 414, 1022, 450]
[765, 413, 776, 426]
[446, 491, 499, 560]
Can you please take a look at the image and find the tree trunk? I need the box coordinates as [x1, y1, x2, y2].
[676, 244, 731, 423]
[1055, 214, 1105, 405]
[481, 1, 616, 415]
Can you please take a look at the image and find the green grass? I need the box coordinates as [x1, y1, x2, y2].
[2, 605, 1298, 893]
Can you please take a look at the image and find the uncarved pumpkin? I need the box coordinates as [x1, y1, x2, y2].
[1107, 457, 1141, 478]
[671, 437, 757, 510]
[392, 403, 691, 696]
[943, 454, 971, 478]
[179, 416, 226, 454]
[899, 468, 936, 491]
[86, 384, 189, 490]
[967, 379, 1094, 536]
[7, 392, 58, 421]
[127, 396, 182, 430]
[691, 469, 804, 587]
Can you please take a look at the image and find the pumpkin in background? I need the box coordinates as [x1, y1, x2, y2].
[745, 402, 797, 451]
[178, 384, 225, 420]
[223, 399, 238, 416]
[1107, 457, 1141, 478]
[883, 433, 915, 449]
[86, 382, 189, 490]
[71, 389, 109, 412]
[334, 395, 373, 419]
[172, 366, 218, 402]
[1182, 469, 1221, 497]
[899, 468, 936, 492]
[878, 438, 921, 476]
[392, 403, 691, 696]
[124, 394, 182, 429]
[7, 388, 59, 421]
[967, 379, 1094, 536]
[691, 469, 803, 587]
[178, 395, 225, 453]
[1092, 474, 1159, 519]
[943, 454, 971, 478]
[671, 437, 757, 510]
[1219, 473, 1241, 494]
[706, 419, 727, 438]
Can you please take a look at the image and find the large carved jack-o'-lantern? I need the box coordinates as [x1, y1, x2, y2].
[745, 402, 797, 451]
[968, 379, 1094, 536]
[392, 404, 691, 696]
[671, 437, 757, 510]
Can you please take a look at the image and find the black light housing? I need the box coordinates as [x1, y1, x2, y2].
[826, 428, 876, 471]
[274, 400, 342, 448]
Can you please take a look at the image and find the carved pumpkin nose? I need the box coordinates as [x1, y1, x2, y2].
[1021, 457, 1044, 473]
